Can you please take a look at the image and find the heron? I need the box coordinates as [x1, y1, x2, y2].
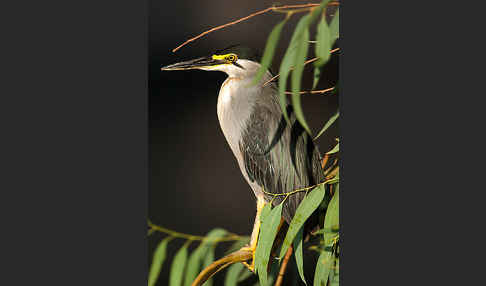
[161, 45, 324, 271]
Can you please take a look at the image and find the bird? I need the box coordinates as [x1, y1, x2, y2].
[161, 45, 324, 271]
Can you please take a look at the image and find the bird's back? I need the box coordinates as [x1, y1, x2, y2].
[237, 82, 325, 224]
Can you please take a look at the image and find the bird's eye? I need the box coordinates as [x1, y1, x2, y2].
[226, 55, 237, 62]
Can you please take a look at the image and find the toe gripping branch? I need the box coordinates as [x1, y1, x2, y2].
[192, 197, 281, 286]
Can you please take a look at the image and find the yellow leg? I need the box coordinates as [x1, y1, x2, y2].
[241, 195, 266, 272]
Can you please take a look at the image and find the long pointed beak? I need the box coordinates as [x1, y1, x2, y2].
[160, 57, 226, 71]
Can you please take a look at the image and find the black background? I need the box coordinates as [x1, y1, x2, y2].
[2, 0, 482, 285]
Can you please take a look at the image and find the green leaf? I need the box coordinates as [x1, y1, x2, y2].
[291, 23, 312, 135]
[255, 203, 283, 286]
[279, 184, 326, 259]
[202, 246, 216, 286]
[266, 259, 280, 286]
[312, 65, 322, 90]
[324, 184, 339, 246]
[316, 183, 339, 286]
[203, 228, 228, 243]
[312, 227, 339, 236]
[253, 19, 288, 85]
[329, 9, 339, 44]
[278, 14, 311, 124]
[198, 228, 227, 286]
[326, 142, 339, 154]
[283, 2, 327, 135]
[224, 262, 245, 286]
[314, 111, 339, 140]
[183, 228, 228, 286]
[329, 256, 339, 286]
[169, 243, 189, 286]
[237, 268, 253, 282]
[313, 251, 334, 286]
[310, 0, 329, 23]
[260, 202, 272, 222]
[277, 0, 326, 110]
[293, 227, 306, 285]
[314, 14, 331, 68]
[183, 244, 205, 286]
[149, 237, 172, 286]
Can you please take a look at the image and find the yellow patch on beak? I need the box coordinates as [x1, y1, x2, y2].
[212, 54, 229, 61]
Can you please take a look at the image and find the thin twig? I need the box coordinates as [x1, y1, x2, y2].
[272, 7, 316, 14]
[274, 245, 293, 286]
[321, 153, 330, 169]
[285, 87, 335, 95]
[147, 220, 242, 242]
[261, 176, 339, 199]
[172, 3, 329, 52]
[263, 57, 318, 86]
[263, 48, 340, 86]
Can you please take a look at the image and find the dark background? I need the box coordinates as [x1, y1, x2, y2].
[2, 0, 480, 285]
[149, 0, 338, 285]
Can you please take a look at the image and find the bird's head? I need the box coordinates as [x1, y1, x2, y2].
[161, 45, 264, 78]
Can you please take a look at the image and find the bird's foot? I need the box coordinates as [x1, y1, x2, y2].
[240, 244, 256, 272]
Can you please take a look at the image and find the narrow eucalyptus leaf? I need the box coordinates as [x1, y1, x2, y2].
[329, 256, 339, 286]
[266, 259, 280, 286]
[278, 14, 312, 123]
[253, 19, 288, 84]
[291, 24, 312, 135]
[293, 227, 307, 285]
[312, 227, 339, 236]
[312, 65, 322, 89]
[329, 9, 339, 44]
[183, 244, 205, 286]
[279, 185, 326, 259]
[169, 244, 189, 286]
[255, 203, 283, 286]
[186, 228, 227, 286]
[203, 228, 228, 243]
[313, 251, 334, 286]
[314, 111, 339, 140]
[309, 0, 328, 24]
[238, 268, 253, 282]
[202, 245, 216, 286]
[326, 143, 339, 154]
[315, 16, 331, 67]
[259, 203, 272, 223]
[324, 184, 339, 246]
[224, 262, 245, 286]
[148, 237, 171, 286]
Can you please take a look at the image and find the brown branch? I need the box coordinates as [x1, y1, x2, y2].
[321, 153, 330, 169]
[324, 158, 339, 177]
[191, 248, 252, 286]
[285, 87, 335, 95]
[274, 245, 293, 286]
[263, 48, 340, 86]
[325, 164, 339, 180]
[172, 3, 327, 53]
[263, 57, 318, 86]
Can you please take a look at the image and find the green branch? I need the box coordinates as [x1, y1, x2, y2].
[147, 220, 243, 243]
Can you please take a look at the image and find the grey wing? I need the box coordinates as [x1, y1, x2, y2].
[239, 105, 324, 223]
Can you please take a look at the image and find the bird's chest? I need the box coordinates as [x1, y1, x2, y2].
[216, 77, 258, 180]
[216, 78, 253, 154]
